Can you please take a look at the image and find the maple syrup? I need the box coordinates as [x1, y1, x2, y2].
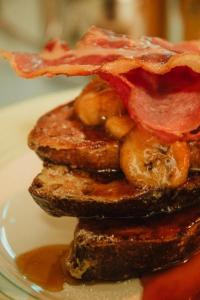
[15, 244, 78, 292]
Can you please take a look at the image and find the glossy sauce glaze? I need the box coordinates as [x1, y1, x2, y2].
[15, 244, 79, 292]
[16, 245, 200, 298]
[142, 252, 200, 300]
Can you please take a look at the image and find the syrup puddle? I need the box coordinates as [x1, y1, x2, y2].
[15, 244, 78, 292]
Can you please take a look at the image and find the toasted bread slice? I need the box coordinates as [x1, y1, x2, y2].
[29, 164, 200, 218]
[28, 101, 200, 174]
[28, 103, 119, 171]
[65, 205, 200, 281]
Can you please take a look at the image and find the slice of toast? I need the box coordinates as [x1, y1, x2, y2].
[28, 101, 200, 173]
[28, 103, 119, 171]
[29, 163, 200, 218]
[65, 205, 200, 281]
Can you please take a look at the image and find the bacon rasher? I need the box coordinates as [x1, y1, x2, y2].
[1, 26, 200, 142]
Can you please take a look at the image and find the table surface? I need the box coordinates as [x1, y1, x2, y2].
[0, 61, 87, 108]
[0, 32, 88, 109]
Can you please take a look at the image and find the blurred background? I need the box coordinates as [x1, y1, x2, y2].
[1, 0, 200, 107]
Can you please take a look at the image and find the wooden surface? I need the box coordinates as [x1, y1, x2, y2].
[142, 0, 167, 38]
[181, 0, 200, 39]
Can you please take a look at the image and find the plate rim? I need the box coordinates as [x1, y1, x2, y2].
[0, 90, 79, 300]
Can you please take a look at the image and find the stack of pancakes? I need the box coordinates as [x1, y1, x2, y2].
[29, 79, 200, 281]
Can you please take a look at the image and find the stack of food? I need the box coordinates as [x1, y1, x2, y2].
[2, 27, 200, 281]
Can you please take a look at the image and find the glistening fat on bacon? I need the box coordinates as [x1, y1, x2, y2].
[1, 26, 200, 142]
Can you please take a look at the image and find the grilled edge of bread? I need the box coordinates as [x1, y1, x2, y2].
[65, 205, 200, 281]
[29, 163, 200, 218]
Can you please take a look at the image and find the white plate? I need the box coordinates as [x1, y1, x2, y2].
[0, 91, 143, 300]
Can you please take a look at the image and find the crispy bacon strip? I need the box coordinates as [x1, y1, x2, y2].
[1, 26, 200, 142]
[0, 27, 177, 78]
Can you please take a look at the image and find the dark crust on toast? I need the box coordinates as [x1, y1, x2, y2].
[29, 164, 200, 218]
[28, 103, 119, 171]
[65, 205, 200, 281]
